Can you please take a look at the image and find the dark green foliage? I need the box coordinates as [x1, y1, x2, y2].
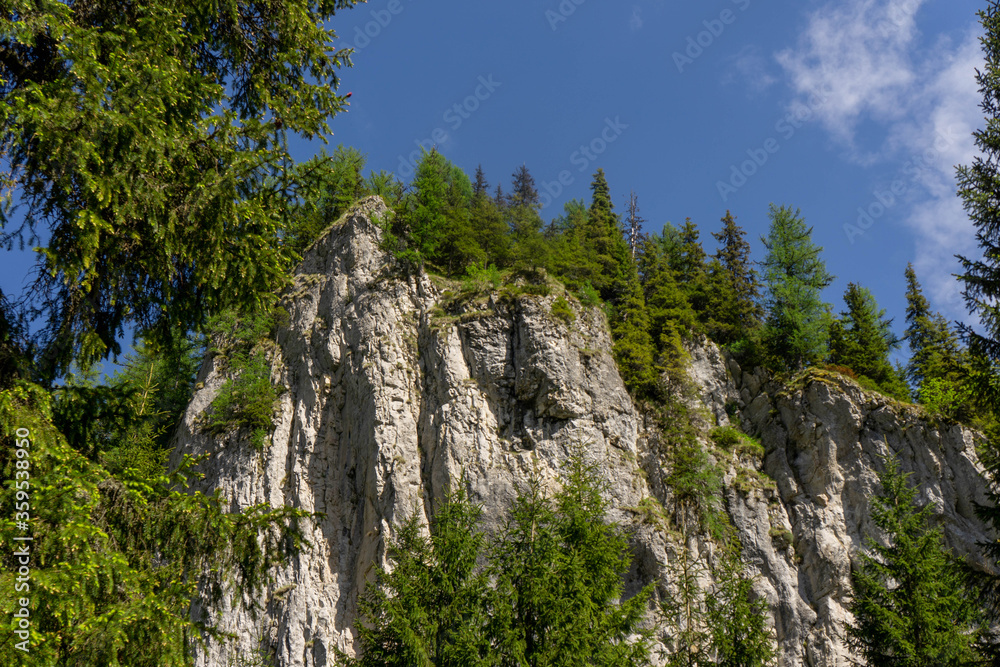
[0, 381, 309, 666]
[903, 264, 968, 412]
[704, 548, 777, 667]
[0, 289, 31, 388]
[584, 169, 622, 300]
[349, 454, 654, 666]
[204, 310, 281, 451]
[828, 283, 909, 400]
[285, 145, 369, 256]
[611, 263, 659, 398]
[348, 489, 495, 667]
[393, 150, 484, 274]
[54, 334, 202, 477]
[490, 453, 654, 666]
[846, 455, 985, 666]
[709, 212, 763, 345]
[957, 1, 1000, 366]
[471, 174, 513, 270]
[549, 199, 602, 291]
[0, 0, 358, 380]
[760, 205, 834, 370]
[640, 234, 698, 377]
[955, 7, 1000, 641]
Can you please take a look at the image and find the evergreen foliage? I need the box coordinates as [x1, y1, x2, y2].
[903, 265, 967, 407]
[0, 0, 359, 380]
[348, 453, 654, 666]
[203, 310, 282, 451]
[0, 381, 310, 666]
[846, 455, 984, 666]
[759, 205, 834, 370]
[710, 211, 763, 343]
[285, 145, 370, 257]
[348, 489, 494, 667]
[704, 547, 777, 667]
[828, 283, 909, 400]
[640, 235, 698, 378]
[957, 0, 1000, 366]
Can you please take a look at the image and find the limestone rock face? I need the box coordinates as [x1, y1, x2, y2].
[172, 198, 992, 667]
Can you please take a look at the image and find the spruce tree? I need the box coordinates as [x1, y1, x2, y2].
[705, 547, 777, 667]
[491, 454, 653, 666]
[846, 455, 984, 666]
[0, 0, 357, 380]
[953, 7, 1000, 631]
[957, 1, 1000, 365]
[640, 234, 698, 378]
[903, 264, 965, 395]
[400, 150, 482, 274]
[828, 283, 908, 399]
[471, 169, 512, 270]
[585, 168, 621, 299]
[507, 164, 548, 272]
[349, 489, 495, 667]
[712, 211, 763, 332]
[677, 218, 708, 285]
[759, 205, 834, 370]
[473, 164, 490, 198]
[549, 199, 601, 290]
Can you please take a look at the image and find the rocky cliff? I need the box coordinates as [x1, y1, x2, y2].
[171, 197, 993, 667]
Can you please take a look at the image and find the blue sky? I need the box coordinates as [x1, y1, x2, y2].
[318, 0, 986, 339]
[0, 0, 988, 363]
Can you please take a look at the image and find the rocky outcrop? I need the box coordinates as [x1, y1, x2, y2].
[171, 198, 992, 667]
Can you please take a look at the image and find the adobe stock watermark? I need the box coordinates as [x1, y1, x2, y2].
[716, 83, 832, 203]
[545, 0, 588, 31]
[10, 427, 32, 653]
[539, 116, 630, 209]
[395, 75, 503, 181]
[843, 126, 961, 244]
[345, 0, 413, 54]
[673, 0, 752, 73]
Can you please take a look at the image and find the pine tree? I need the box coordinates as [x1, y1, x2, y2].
[286, 145, 368, 255]
[705, 547, 777, 667]
[400, 150, 482, 274]
[491, 453, 653, 666]
[640, 234, 698, 378]
[677, 218, 708, 285]
[953, 7, 1000, 635]
[584, 168, 622, 299]
[846, 455, 984, 666]
[506, 164, 549, 272]
[957, 1, 1000, 366]
[712, 211, 763, 332]
[348, 489, 495, 667]
[759, 205, 834, 370]
[903, 264, 965, 396]
[0, 0, 356, 380]
[828, 283, 908, 399]
[473, 164, 490, 198]
[549, 199, 601, 290]
[471, 169, 512, 269]
[510, 164, 541, 209]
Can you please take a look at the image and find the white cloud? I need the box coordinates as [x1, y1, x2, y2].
[723, 45, 777, 95]
[776, 0, 983, 320]
[630, 6, 643, 32]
